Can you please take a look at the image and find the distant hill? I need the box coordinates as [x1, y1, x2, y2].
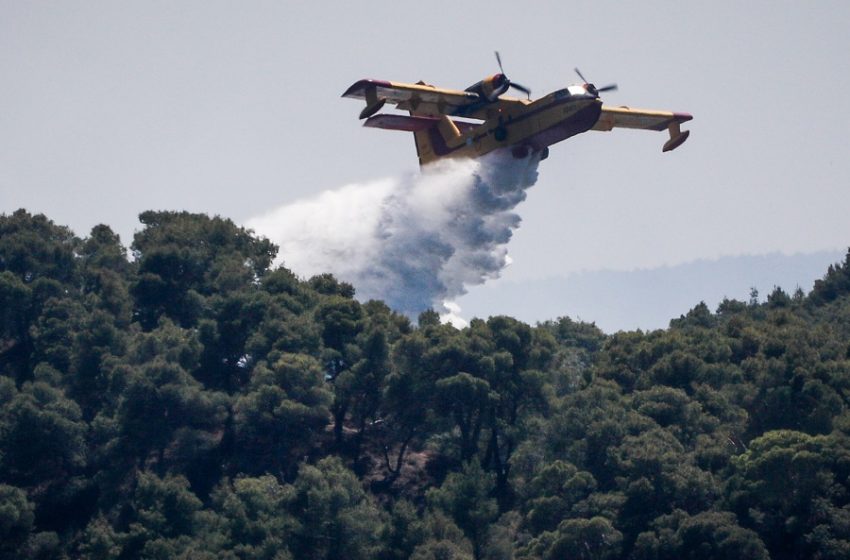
[457, 250, 847, 331]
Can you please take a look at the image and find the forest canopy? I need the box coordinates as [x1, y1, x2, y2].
[2, 208, 850, 559]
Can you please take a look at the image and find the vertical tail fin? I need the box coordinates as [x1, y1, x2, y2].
[363, 113, 464, 166]
[413, 115, 461, 166]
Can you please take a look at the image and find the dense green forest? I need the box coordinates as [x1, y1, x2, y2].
[2, 208, 850, 559]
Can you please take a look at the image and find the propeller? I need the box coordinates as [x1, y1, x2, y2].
[495, 51, 531, 98]
[574, 67, 618, 94]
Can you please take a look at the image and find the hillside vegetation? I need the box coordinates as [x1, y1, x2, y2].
[2, 208, 850, 559]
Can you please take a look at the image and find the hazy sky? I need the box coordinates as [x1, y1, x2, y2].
[3, 2, 850, 323]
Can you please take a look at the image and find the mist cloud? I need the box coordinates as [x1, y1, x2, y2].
[247, 152, 540, 318]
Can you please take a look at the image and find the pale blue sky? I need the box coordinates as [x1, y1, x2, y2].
[3, 2, 849, 327]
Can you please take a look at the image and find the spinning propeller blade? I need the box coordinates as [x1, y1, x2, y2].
[574, 67, 589, 84]
[510, 82, 531, 96]
[574, 68, 617, 95]
[495, 51, 532, 98]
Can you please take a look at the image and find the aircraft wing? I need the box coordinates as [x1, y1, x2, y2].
[342, 79, 481, 118]
[593, 106, 693, 152]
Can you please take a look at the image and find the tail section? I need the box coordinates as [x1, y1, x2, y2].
[364, 113, 465, 166]
[413, 115, 463, 166]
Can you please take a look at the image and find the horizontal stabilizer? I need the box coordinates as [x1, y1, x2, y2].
[364, 114, 441, 132]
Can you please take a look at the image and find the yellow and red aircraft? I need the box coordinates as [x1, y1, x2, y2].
[343, 54, 692, 166]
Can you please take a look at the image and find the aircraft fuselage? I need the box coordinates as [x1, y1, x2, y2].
[409, 88, 602, 164]
[457, 89, 601, 158]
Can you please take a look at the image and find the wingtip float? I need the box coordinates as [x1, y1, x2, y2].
[343, 55, 692, 167]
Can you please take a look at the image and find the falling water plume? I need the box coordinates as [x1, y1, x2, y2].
[246, 151, 540, 320]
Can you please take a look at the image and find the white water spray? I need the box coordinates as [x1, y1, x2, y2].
[247, 152, 540, 319]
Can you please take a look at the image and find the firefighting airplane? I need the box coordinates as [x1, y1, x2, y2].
[343, 54, 692, 166]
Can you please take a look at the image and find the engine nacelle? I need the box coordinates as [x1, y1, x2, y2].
[465, 74, 509, 102]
